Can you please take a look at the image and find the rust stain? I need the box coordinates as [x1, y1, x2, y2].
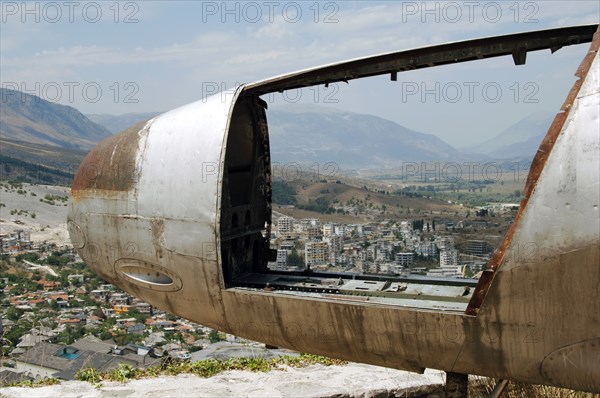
[464, 270, 495, 316]
[71, 120, 150, 199]
[465, 26, 600, 316]
[150, 218, 165, 260]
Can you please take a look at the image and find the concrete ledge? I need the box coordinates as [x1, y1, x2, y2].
[2, 363, 445, 398]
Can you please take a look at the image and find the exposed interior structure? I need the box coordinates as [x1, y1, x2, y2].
[219, 95, 478, 310]
[218, 24, 599, 311]
[219, 95, 272, 283]
[68, 23, 599, 394]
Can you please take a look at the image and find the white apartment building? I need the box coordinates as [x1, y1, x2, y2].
[440, 248, 459, 267]
[415, 241, 437, 257]
[268, 249, 289, 271]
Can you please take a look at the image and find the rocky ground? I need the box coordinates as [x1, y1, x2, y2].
[1, 364, 445, 397]
[0, 183, 71, 246]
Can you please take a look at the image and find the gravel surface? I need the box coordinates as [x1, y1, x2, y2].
[0, 183, 71, 246]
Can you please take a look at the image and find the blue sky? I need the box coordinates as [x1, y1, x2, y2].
[1, 1, 598, 146]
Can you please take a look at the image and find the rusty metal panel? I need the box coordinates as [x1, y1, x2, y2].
[68, 87, 244, 328]
[68, 25, 600, 394]
[244, 25, 597, 96]
[506, 52, 599, 262]
[466, 25, 600, 315]
[456, 28, 600, 391]
[71, 120, 151, 196]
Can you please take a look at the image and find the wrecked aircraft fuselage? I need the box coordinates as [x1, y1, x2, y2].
[69, 25, 600, 393]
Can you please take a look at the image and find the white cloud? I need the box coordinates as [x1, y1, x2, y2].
[254, 19, 294, 40]
[1, 0, 597, 139]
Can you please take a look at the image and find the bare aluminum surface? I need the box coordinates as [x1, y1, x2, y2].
[69, 26, 600, 393]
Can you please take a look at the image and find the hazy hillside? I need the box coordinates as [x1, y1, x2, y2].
[0, 88, 112, 150]
[0, 182, 71, 244]
[463, 111, 554, 159]
[269, 107, 460, 168]
[271, 178, 464, 224]
[87, 112, 160, 134]
[86, 106, 459, 168]
[2, 87, 553, 181]
[0, 138, 86, 184]
[86, 107, 557, 165]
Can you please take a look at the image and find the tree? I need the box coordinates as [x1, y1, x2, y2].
[126, 308, 149, 324]
[4, 323, 30, 347]
[464, 267, 474, 278]
[113, 332, 143, 345]
[287, 248, 304, 269]
[47, 255, 69, 266]
[16, 252, 39, 263]
[56, 324, 85, 345]
[208, 329, 221, 343]
[412, 219, 424, 231]
[271, 181, 297, 205]
[49, 300, 59, 311]
[6, 306, 24, 321]
[92, 307, 106, 319]
[476, 209, 488, 217]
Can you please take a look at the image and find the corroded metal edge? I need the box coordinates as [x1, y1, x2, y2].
[465, 25, 600, 316]
[244, 25, 598, 95]
[71, 119, 151, 199]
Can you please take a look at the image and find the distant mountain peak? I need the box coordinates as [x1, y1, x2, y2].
[0, 88, 111, 150]
[461, 110, 555, 159]
[271, 103, 351, 116]
[267, 108, 460, 168]
[86, 112, 161, 134]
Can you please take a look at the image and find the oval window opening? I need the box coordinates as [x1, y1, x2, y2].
[121, 266, 173, 285]
[114, 259, 183, 292]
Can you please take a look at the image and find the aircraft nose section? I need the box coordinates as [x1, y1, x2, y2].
[67, 88, 245, 326]
[68, 119, 150, 283]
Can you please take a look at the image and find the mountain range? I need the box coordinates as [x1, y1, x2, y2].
[0, 88, 111, 150]
[86, 106, 464, 168]
[462, 111, 555, 160]
[268, 106, 461, 168]
[1, 89, 556, 180]
[86, 112, 161, 135]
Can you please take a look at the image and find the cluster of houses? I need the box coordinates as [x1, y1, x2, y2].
[269, 216, 494, 278]
[0, 230, 33, 253]
[6, 337, 162, 382]
[0, 265, 220, 385]
[0, 230, 69, 256]
[0, 204, 507, 385]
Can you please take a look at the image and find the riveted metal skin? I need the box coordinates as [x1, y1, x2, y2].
[69, 26, 600, 393]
